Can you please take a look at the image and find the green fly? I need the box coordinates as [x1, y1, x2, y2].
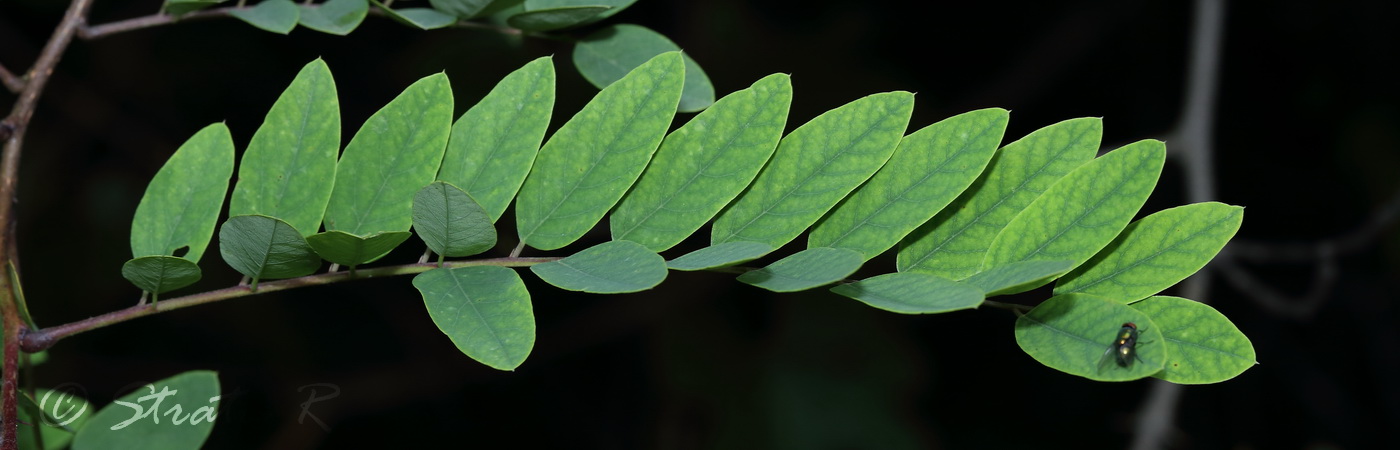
[1097, 322, 1145, 371]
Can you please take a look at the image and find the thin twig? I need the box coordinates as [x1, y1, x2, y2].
[1, 0, 96, 446]
[1228, 183, 1400, 264]
[18, 256, 558, 353]
[79, 7, 241, 40]
[1131, 0, 1226, 449]
[0, 64, 21, 94]
[1215, 254, 1335, 319]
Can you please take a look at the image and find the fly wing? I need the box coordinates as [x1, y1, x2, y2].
[1095, 343, 1118, 374]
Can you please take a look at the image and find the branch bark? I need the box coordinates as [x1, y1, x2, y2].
[0, 64, 21, 94]
[19, 256, 558, 353]
[1, 0, 95, 447]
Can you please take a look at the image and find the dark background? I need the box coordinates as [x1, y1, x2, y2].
[2, 0, 1397, 448]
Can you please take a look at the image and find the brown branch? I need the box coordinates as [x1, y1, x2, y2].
[1, 0, 95, 446]
[19, 256, 559, 353]
[0, 64, 21, 94]
[1210, 183, 1400, 319]
[1131, 1, 1226, 450]
[79, 6, 243, 40]
[1229, 182, 1400, 264]
[1216, 255, 1334, 319]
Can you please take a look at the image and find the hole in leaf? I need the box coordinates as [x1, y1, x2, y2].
[172, 246, 190, 258]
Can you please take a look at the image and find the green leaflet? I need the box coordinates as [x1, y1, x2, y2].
[1055, 202, 1244, 302]
[231, 0, 299, 34]
[961, 260, 1074, 297]
[412, 182, 496, 258]
[610, 73, 791, 251]
[897, 117, 1101, 278]
[120, 256, 202, 296]
[831, 272, 983, 314]
[574, 24, 716, 112]
[982, 140, 1166, 289]
[130, 123, 235, 263]
[711, 92, 914, 248]
[737, 247, 864, 292]
[298, 0, 368, 35]
[1014, 293, 1166, 382]
[526, 0, 636, 21]
[809, 108, 1008, 260]
[324, 73, 452, 236]
[529, 240, 668, 293]
[1131, 296, 1257, 384]
[18, 388, 92, 450]
[515, 52, 684, 251]
[666, 241, 774, 271]
[437, 56, 554, 223]
[428, 0, 494, 18]
[306, 230, 412, 268]
[71, 370, 220, 450]
[370, 0, 458, 29]
[5, 263, 38, 330]
[218, 215, 321, 286]
[414, 266, 535, 370]
[166, 0, 223, 16]
[507, 6, 610, 31]
[229, 58, 340, 236]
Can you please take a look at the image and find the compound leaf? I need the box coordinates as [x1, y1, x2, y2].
[610, 73, 791, 251]
[515, 52, 683, 250]
[298, 0, 368, 35]
[437, 56, 554, 223]
[897, 117, 1100, 278]
[526, 0, 636, 21]
[412, 182, 496, 258]
[507, 6, 610, 31]
[120, 256, 202, 296]
[529, 240, 668, 293]
[1014, 293, 1165, 382]
[1055, 202, 1244, 302]
[831, 272, 983, 314]
[218, 215, 321, 285]
[166, 0, 224, 16]
[415, 266, 535, 370]
[18, 388, 93, 450]
[809, 107, 1007, 259]
[428, 0, 494, 18]
[231, 0, 299, 34]
[324, 73, 452, 236]
[666, 241, 774, 271]
[983, 140, 1166, 292]
[71, 370, 220, 450]
[306, 230, 412, 267]
[370, 0, 458, 29]
[574, 24, 716, 112]
[737, 247, 863, 292]
[1131, 296, 1257, 384]
[131, 123, 234, 263]
[230, 58, 340, 236]
[961, 260, 1074, 297]
[712, 92, 914, 248]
